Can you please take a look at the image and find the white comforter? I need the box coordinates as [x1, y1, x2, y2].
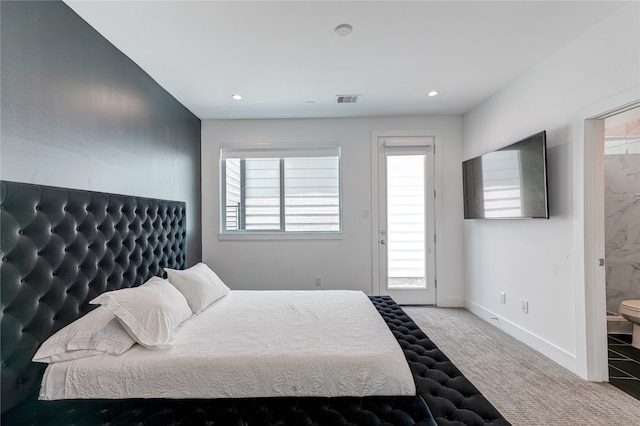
[40, 290, 416, 400]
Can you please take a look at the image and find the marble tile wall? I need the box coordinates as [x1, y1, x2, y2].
[605, 149, 640, 314]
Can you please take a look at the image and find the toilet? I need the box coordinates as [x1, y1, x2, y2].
[619, 300, 640, 349]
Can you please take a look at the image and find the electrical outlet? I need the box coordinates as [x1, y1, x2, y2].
[521, 299, 529, 314]
[315, 276, 322, 287]
[499, 292, 506, 304]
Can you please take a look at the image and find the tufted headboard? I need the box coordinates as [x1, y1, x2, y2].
[0, 181, 186, 413]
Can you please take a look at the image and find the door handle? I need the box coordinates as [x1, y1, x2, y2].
[380, 239, 386, 245]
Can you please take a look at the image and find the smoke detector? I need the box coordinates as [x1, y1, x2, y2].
[335, 24, 353, 37]
[336, 95, 359, 104]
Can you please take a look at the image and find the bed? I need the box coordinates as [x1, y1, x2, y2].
[1, 181, 510, 425]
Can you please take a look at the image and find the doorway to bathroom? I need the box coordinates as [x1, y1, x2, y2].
[603, 108, 640, 319]
[602, 106, 640, 400]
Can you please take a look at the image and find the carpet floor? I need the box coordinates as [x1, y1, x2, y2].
[403, 307, 640, 426]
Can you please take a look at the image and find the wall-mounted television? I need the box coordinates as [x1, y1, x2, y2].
[462, 131, 549, 219]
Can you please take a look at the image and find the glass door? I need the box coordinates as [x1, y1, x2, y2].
[378, 137, 436, 305]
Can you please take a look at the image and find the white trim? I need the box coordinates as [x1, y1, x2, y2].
[383, 136, 434, 148]
[221, 143, 340, 159]
[465, 300, 579, 371]
[371, 135, 379, 296]
[219, 141, 341, 150]
[583, 117, 608, 382]
[436, 296, 464, 308]
[218, 232, 343, 241]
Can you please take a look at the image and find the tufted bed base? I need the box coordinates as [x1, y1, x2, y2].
[1, 181, 510, 425]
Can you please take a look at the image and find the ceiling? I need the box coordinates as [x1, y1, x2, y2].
[64, 1, 627, 120]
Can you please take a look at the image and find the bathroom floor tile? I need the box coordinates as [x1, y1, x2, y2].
[609, 364, 633, 379]
[610, 360, 640, 379]
[608, 333, 640, 401]
[609, 344, 640, 360]
[609, 378, 640, 400]
[609, 334, 633, 344]
[608, 349, 624, 359]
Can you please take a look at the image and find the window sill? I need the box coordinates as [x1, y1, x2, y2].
[218, 232, 343, 241]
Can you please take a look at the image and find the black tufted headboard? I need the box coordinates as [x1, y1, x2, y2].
[1, 181, 186, 413]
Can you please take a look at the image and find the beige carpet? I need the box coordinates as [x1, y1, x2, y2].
[403, 307, 640, 426]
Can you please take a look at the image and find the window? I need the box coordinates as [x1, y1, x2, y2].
[220, 144, 341, 235]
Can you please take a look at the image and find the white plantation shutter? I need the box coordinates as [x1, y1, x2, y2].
[221, 145, 341, 234]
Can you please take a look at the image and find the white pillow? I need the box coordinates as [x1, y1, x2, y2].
[90, 277, 192, 350]
[165, 263, 230, 314]
[33, 306, 135, 363]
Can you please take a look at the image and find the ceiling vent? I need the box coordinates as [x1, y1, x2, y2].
[336, 95, 359, 104]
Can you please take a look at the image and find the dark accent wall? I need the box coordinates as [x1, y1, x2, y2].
[1, 0, 202, 265]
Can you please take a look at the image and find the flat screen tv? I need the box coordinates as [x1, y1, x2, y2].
[462, 131, 549, 219]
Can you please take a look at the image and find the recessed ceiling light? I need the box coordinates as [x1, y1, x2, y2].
[335, 24, 353, 37]
[427, 90, 439, 97]
[231, 93, 242, 100]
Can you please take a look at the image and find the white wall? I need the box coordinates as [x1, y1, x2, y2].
[462, 2, 640, 378]
[202, 116, 464, 306]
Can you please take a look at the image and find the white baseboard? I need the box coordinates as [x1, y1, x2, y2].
[436, 296, 464, 308]
[465, 299, 584, 378]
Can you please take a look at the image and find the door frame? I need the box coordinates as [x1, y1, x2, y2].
[371, 130, 441, 305]
[580, 92, 640, 381]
